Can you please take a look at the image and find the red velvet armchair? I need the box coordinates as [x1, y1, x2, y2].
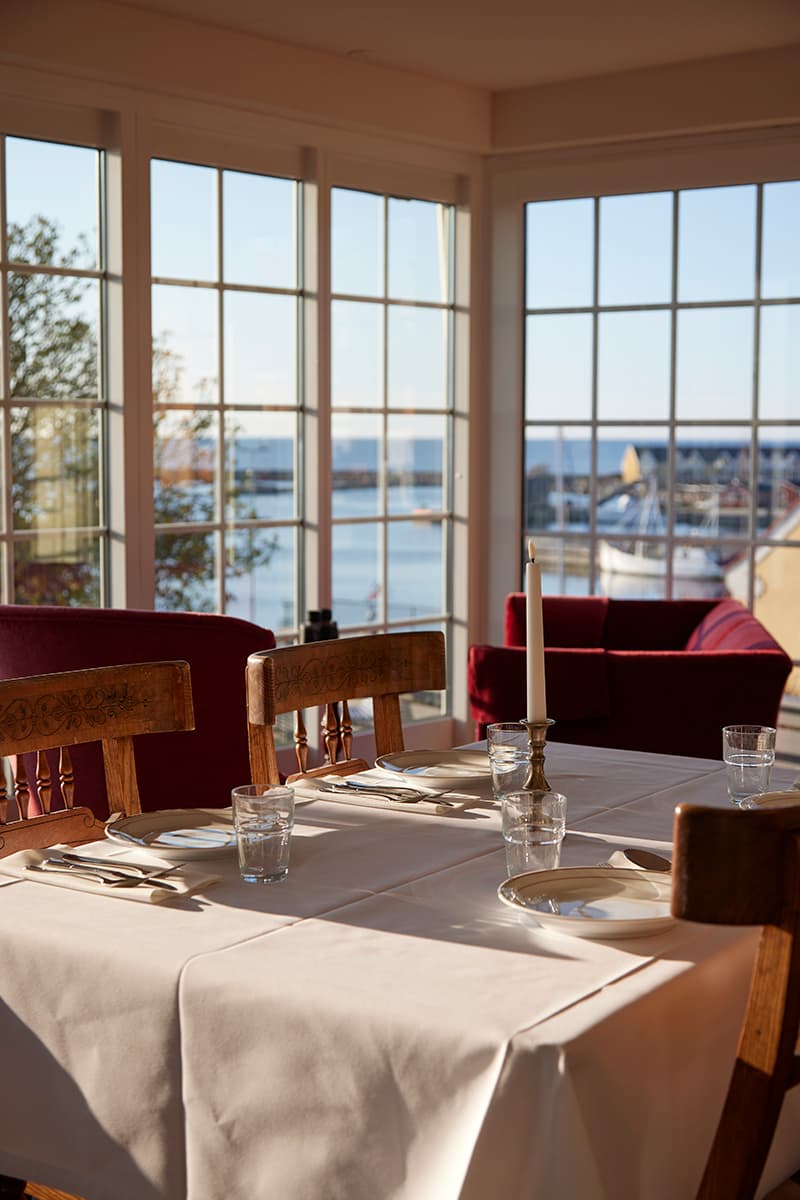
[0, 605, 276, 816]
[468, 596, 792, 760]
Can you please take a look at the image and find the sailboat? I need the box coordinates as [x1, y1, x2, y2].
[598, 478, 724, 580]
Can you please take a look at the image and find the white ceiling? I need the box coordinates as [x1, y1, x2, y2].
[120, 0, 800, 91]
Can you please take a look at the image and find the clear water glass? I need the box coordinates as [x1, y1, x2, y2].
[488, 721, 531, 800]
[502, 790, 567, 877]
[232, 785, 294, 883]
[722, 725, 776, 806]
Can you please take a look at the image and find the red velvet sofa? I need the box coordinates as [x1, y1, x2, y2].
[468, 596, 792, 760]
[0, 605, 276, 816]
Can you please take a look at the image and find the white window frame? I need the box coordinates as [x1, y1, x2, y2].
[487, 126, 800, 645]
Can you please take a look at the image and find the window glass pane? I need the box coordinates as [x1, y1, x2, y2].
[6, 137, 98, 269]
[676, 308, 753, 420]
[535, 535, 592, 597]
[525, 426, 592, 533]
[332, 413, 382, 519]
[525, 313, 592, 421]
[678, 185, 756, 302]
[597, 311, 670, 420]
[526, 198, 593, 310]
[331, 188, 382, 297]
[388, 198, 449, 303]
[224, 292, 296, 406]
[599, 192, 672, 306]
[226, 526, 295, 631]
[759, 305, 800, 421]
[387, 308, 447, 409]
[151, 160, 217, 282]
[223, 171, 295, 289]
[750, 544, 800, 692]
[387, 413, 445, 515]
[332, 301, 382, 409]
[14, 533, 101, 606]
[154, 409, 217, 525]
[332, 522, 382, 627]
[596, 428, 673, 599]
[225, 410, 295, 523]
[757, 426, 800, 531]
[155, 529, 218, 612]
[11, 405, 100, 532]
[152, 285, 219, 405]
[9, 272, 98, 399]
[387, 519, 443, 620]
[762, 181, 800, 300]
[674, 425, 750, 541]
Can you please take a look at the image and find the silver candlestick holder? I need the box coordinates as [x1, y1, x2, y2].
[521, 718, 555, 791]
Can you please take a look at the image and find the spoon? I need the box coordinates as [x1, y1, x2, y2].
[620, 847, 672, 872]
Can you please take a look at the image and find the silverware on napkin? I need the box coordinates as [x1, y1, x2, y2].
[317, 780, 458, 806]
[33, 855, 182, 890]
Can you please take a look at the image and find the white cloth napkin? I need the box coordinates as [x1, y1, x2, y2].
[0, 845, 222, 903]
[292, 769, 490, 816]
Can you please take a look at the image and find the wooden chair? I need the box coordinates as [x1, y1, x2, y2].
[0, 660, 194, 859]
[672, 799, 800, 1200]
[246, 631, 446, 783]
[0, 660, 194, 1200]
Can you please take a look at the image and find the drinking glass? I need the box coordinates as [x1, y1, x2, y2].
[722, 725, 776, 806]
[488, 721, 531, 800]
[232, 784, 294, 883]
[501, 790, 567, 877]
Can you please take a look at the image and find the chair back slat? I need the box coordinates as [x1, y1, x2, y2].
[0, 661, 194, 857]
[247, 632, 446, 782]
[36, 751, 52, 815]
[15, 757, 31, 820]
[672, 802, 800, 1199]
[59, 746, 75, 809]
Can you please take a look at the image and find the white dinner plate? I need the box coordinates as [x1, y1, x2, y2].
[374, 749, 491, 791]
[105, 808, 236, 859]
[498, 867, 674, 939]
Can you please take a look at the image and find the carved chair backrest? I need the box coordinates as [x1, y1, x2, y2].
[671, 800, 800, 1199]
[0, 661, 194, 857]
[246, 631, 446, 783]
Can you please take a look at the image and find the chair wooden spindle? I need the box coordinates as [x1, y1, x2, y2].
[340, 700, 352, 762]
[59, 746, 75, 809]
[294, 710, 308, 774]
[36, 751, 52, 815]
[14, 757, 31, 821]
[322, 703, 340, 764]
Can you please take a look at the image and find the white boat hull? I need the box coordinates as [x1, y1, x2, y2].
[599, 540, 724, 580]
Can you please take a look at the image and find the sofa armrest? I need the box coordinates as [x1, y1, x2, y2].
[605, 649, 792, 760]
[468, 645, 610, 737]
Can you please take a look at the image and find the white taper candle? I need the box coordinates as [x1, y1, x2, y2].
[525, 538, 547, 722]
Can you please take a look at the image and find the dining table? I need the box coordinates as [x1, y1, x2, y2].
[0, 740, 799, 1200]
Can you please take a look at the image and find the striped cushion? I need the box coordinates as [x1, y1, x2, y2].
[685, 599, 783, 652]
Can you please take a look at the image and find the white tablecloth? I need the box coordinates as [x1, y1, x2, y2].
[0, 743, 797, 1199]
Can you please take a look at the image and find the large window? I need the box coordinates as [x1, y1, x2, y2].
[524, 181, 800, 692]
[0, 135, 107, 605]
[150, 158, 302, 629]
[330, 188, 455, 638]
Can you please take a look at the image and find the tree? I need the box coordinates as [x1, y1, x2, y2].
[8, 215, 277, 612]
